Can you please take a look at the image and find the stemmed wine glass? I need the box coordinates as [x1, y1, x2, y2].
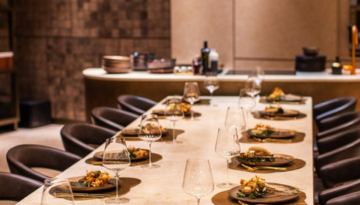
[138, 114, 162, 169]
[40, 177, 74, 205]
[203, 72, 219, 106]
[183, 82, 200, 120]
[238, 88, 256, 128]
[245, 68, 262, 97]
[102, 137, 131, 204]
[182, 158, 214, 205]
[215, 127, 241, 188]
[164, 98, 184, 144]
[224, 106, 247, 135]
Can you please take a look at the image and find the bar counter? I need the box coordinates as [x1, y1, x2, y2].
[83, 68, 360, 121]
[17, 96, 314, 205]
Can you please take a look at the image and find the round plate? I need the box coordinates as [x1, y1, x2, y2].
[93, 150, 149, 162]
[247, 129, 296, 139]
[260, 109, 300, 117]
[152, 109, 191, 116]
[228, 183, 299, 204]
[69, 176, 117, 192]
[236, 154, 294, 166]
[121, 127, 168, 136]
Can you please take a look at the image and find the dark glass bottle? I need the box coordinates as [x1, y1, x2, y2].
[201, 41, 210, 75]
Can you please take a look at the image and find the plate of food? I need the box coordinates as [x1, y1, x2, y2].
[247, 123, 296, 139]
[153, 102, 191, 116]
[93, 146, 149, 162]
[228, 176, 299, 204]
[259, 106, 300, 117]
[121, 126, 168, 136]
[266, 87, 302, 102]
[70, 170, 117, 192]
[236, 147, 294, 166]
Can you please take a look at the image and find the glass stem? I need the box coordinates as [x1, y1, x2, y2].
[226, 158, 230, 185]
[172, 121, 176, 143]
[197, 197, 201, 205]
[148, 142, 152, 167]
[210, 91, 213, 106]
[115, 171, 119, 199]
[190, 102, 194, 120]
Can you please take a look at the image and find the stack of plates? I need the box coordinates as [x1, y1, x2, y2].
[102, 56, 132, 73]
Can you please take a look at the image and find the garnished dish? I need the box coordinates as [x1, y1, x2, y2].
[260, 106, 300, 117]
[248, 123, 296, 139]
[70, 170, 116, 192]
[121, 125, 167, 136]
[228, 176, 300, 203]
[93, 146, 149, 162]
[153, 102, 191, 115]
[267, 87, 302, 102]
[236, 146, 294, 166]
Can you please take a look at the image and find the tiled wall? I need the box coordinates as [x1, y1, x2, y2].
[11, 0, 171, 121]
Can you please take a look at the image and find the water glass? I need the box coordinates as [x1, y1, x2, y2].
[40, 177, 74, 205]
[183, 82, 200, 120]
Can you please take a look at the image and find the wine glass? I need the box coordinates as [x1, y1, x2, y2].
[245, 69, 262, 97]
[138, 114, 162, 169]
[182, 158, 214, 205]
[203, 72, 219, 106]
[215, 127, 241, 188]
[183, 82, 200, 120]
[238, 88, 256, 128]
[164, 98, 184, 144]
[224, 106, 247, 135]
[40, 177, 74, 205]
[102, 137, 131, 204]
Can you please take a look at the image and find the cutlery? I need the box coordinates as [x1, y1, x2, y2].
[252, 137, 292, 143]
[237, 200, 249, 205]
[54, 193, 111, 198]
[241, 164, 287, 171]
[263, 115, 298, 120]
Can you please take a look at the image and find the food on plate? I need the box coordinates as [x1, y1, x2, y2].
[78, 170, 111, 187]
[237, 175, 267, 199]
[141, 123, 164, 134]
[168, 102, 191, 113]
[128, 146, 148, 159]
[264, 106, 284, 113]
[249, 123, 274, 136]
[238, 147, 275, 163]
[268, 87, 285, 100]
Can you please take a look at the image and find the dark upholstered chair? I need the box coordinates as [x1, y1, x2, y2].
[117, 94, 157, 115]
[317, 111, 360, 140]
[0, 172, 42, 202]
[91, 107, 138, 131]
[324, 190, 360, 205]
[313, 97, 357, 132]
[314, 138, 360, 177]
[318, 157, 360, 205]
[317, 126, 360, 154]
[7, 145, 81, 182]
[60, 123, 117, 157]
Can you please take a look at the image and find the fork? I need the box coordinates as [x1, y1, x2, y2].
[252, 137, 292, 143]
[241, 164, 287, 171]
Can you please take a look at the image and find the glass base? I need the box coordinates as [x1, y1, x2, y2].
[216, 182, 238, 188]
[140, 164, 161, 169]
[104, 197, 130, 204]
[166, 140, 183, 144]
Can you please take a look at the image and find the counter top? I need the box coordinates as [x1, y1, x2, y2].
[83, 68, 360, 82]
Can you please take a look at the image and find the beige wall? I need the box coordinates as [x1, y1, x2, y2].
[172, 0, 352, 70]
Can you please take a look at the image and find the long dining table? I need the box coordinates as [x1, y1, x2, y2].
[17, 96, 314, 205]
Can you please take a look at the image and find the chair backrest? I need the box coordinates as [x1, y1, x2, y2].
[314, 138, 360, 177]
[319, 179, 360, 205]
[317, 111, 360, 139]
[317, 126, 360, 154]
[91, 107, 138, 131]
[60, 123, 117, 157]
[324, 190, 360, 205]
[0, 172, 42, 201]
[313, 96, 357, 132]
[117, 95, 157, 115]
[6, 144, 82, 182]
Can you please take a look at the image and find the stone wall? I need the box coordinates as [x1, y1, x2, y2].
[12, 0, 171, 121]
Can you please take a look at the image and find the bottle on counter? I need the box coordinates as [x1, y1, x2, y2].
[208, 49, 218, 73]
[201, 41, 210, 75]
[332, 56, 342, 75]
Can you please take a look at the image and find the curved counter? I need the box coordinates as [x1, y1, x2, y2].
[83, 68, 360, 121]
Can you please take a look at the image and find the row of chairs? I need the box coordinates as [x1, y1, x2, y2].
[312, 96, 360, 205]
[1, 94, 157, 203]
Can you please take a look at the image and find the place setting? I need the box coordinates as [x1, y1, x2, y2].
[211, 175, 307, 205]
[260, 87, 306, 105]
[239, 123, 305, 143]
[252, 105, 307, 121]
[228, 146, 306, 173]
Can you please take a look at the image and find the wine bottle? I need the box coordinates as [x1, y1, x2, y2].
[201, 41, 210, 75]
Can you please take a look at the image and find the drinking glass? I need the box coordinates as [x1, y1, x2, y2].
[182, 158, 214, 205]
[245, 68, 262, 97]
[183, 82, 200, 120]
[203, 72, 219, 106]
[238, 88, 256, 128]
[224, 106, 247, 135]
[164, 98, 184, 144]
[215, 127, 241, 188]
[102, 137, 131, 204]
[138, 114, 162, 169]
[40, 177, 74, 205]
